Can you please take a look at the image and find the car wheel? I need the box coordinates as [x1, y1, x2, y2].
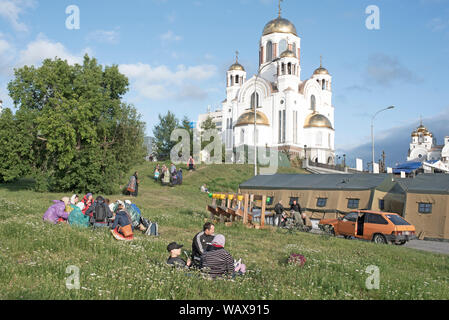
[343, 235, 352, 239]
[372, 233, 387, 244]
[394, 240, 407, 246]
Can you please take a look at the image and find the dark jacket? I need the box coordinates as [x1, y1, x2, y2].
[274, 203, 284, 215]
[167, 256, 187, 268]
[111, 211, 133, 230]
[290, 203, 302, 213]
[201, 245, 234, 278]
[192, 231, 215, 259]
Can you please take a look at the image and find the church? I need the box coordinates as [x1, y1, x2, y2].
[219, 7, 335, 165]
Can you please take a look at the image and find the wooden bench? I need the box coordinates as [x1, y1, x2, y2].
[217, 206, 232, 223]
[207, 205, 219, 220]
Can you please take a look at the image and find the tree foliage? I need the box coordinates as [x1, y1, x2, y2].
[3, 55, 146, 194]
[152, 111, 179, 160]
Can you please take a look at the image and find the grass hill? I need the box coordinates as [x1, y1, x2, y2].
[1, 163, 448, 300]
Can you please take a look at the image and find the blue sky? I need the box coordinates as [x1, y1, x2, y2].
[0, 0, 448, 166]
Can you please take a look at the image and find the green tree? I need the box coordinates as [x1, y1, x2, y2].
[5, 55, 147, 193]
[0, 108, 34, 182]
[152, 111, 179, 160]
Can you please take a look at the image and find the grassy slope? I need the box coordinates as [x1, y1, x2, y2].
[0, 163, 448, 300]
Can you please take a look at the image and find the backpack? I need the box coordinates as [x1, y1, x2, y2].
[94, 198, 107, 222]
[144, 219, 159, 236]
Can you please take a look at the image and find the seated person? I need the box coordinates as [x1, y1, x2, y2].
[191, 222, 215, 268]
[85, 196, 113, 228]
[290, 200, 303, 225]
[110, 201, 134, 241]
[200, 234, 235, 279]
[43, 198, 70, 224]
[167, 242, 192, 268]
[200, 184, 209, 193]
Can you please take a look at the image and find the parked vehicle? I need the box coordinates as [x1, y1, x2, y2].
[319, 210, 417, 245]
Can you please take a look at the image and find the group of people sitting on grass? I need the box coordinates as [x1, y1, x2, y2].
[153, 163, 183, 186]
[42, 194, 158, 241]
[166, 222, 246, 279]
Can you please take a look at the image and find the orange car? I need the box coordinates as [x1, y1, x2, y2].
[318, 210, 417, 245]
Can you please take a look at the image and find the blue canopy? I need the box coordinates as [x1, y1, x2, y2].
[393, 162, 423, 174]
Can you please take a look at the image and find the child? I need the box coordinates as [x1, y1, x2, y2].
[154, 168, 160, 182]
[166, 242, 191, 268]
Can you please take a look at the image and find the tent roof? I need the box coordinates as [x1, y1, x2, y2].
[239, 174, 389, 191]
[399, 174, 449, 195]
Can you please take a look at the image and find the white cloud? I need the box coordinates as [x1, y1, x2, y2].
[365, 53, 420, 86]
[0, 34, 15, 75]
[160, 30, 182, 42]
[119, 63, 217, 101]
[0, 0, 35, 32]
[86, 29, 120, 45]
[18, 33, 92, 67]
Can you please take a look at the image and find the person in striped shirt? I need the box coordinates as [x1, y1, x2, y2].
[200, 234, 235, 279]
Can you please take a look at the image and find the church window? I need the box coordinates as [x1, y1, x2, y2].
[282, 110, 286, 143]
[292, 43, 297, 55]
[316, 131, 323, 146]
[311, 95, 316, 111]
[322, 80, 326, 90]
[240, 129, 245, 144]
[281, 63, 285, 75]
[279, 39, 287, 55]
[288, 63, 292, 75]
[235, 76, 239, 84]
[251, 92, 260, 109]
[230, 75, 234, 86]
[278, 111, 282, 144]
[266, 41, 273, 62]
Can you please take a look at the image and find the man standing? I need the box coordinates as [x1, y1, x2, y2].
[274, 200, 285, 227]
[191, 222, 215, 268]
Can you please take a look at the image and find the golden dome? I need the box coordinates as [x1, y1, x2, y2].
[235, 110, 270, 127]
[280, 49, 296, 58]
[262, 17, 297, 36]
[304, 112, 333, 130]
[229, 62, 245, 71]
[415, 124, 432, 136]
[314, 67, 329, 75]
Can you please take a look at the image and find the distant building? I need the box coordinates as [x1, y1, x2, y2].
[407, 121, 449, 167]
[196, 105, 223, 133]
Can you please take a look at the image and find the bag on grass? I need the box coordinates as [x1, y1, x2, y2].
[145, 221, 159, 236]
[119, 224, 133, 237]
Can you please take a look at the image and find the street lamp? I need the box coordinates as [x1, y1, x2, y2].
[253, 57, 281, 176]
[371, 106, 395, 172]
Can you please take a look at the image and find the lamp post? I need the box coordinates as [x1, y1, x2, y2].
[371, 106, 395, 172]
[253, 57, 281, 176]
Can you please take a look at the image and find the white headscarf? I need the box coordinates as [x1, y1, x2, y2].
[70, 194, 78, 205]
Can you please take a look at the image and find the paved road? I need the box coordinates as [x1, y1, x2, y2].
[404, 240, 449, 255]
[308, 228, 449, 255]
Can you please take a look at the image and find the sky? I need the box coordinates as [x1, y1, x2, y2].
[0, 0, 448, 167]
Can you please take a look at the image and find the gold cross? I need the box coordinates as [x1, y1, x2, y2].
[278, 0, 283, 17]
[235, 50, 239, 62]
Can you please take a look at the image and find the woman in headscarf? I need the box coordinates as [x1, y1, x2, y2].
[127, 172, 139, 197]
[43, 197, 70, 224]
[80, 193, 93, 215]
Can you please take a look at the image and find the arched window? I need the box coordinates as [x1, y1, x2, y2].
[251, 92, 259, 109]
[311, 95, 316, 111]
[230, 75, 234, 86]
[240, 129, 245, 144]
[322, 80, 326, 90]
[288, 63, 292, 75]
[279, 39, 287, 55]
[266, 41, 273, 62]
[235, 76, 239, 84]
[281, 63, 285, 75]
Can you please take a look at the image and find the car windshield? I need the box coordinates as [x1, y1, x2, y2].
[386, 215, 410, 226]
